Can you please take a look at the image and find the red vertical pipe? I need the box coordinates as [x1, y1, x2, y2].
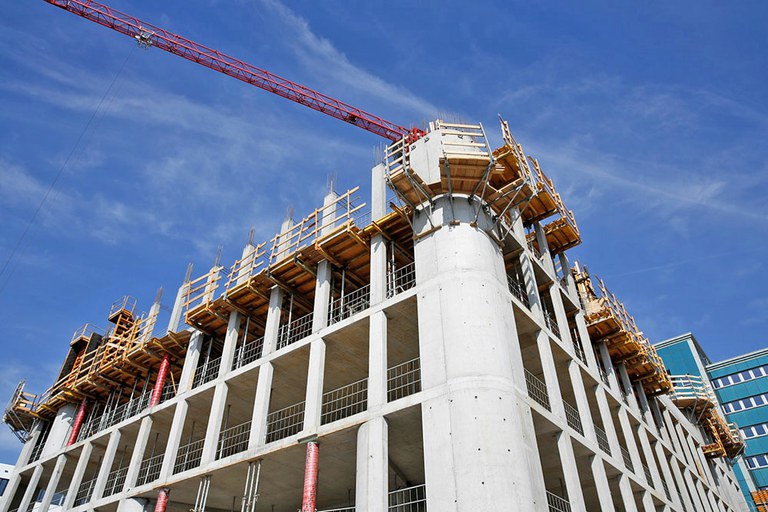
[150, 353, 171, 407]
[301, 441, 319, 512]
[66, 397, 88, 446]
[154, 488, 170, 512]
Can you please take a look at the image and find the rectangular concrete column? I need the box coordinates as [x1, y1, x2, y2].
[594, 386, 622, 457]
[262, 287, 284, 356]
[16, 464, 43, 512]
[617, 409, 644, 483]
[355, 417, 388, 512]
[558, 252, 577, 298]
[590, 456, 617, 512]
[201, 383, 229, 464]
[118, 497, 151, 512]
[368, 311, 388, 410]
[633, 382, 652, 425]
[166, 280, 188, 334]
[16, 421, 43, 468]
[314, 262, 333, 333]
[640, 490, 655, 512]
[574, 312, 599, 369]
[92, 429, 122, 500]
[536, 331, 565, 417]
[669, 459, 695, 511]
[219, 311, 241, 377]
[519, 252, 542, 316]
[303, 339, 326, 433]
[160, 399, 189, 480]
[123, 416, 153, 491]
[533, 221, 555, 275]
[567, 361, 596, 442]
[370, 235, 387, 305]
[556, 432, 587, 511]
[654, 442, 682, 510]
[548, 284, 572, 345]
[62, 442, 93, 510]
[179, 332, 203, 393]
[695, 481, 715, 512]
[683, 469, 706, 511]
[38, 454, 67, 512]
[618, 474, 639, 512]
[249, 362, 274, 449]
[617, 364, 640, 411]
[637, 427, 662, 492]
[597, 341, 621, 394]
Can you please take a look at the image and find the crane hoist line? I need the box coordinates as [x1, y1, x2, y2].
[43, 0, 426, 143]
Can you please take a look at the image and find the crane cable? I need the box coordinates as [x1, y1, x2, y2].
[0, 45, 137, 295]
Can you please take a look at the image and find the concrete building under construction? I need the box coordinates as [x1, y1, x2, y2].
[1, 119, 751, 512]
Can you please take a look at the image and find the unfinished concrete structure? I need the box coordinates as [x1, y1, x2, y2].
[1, 119, 750, 511]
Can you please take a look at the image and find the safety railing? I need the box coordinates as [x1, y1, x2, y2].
[226, 242, 268, 290]
[669, 374, 717, 405]
[563, 400, 583, 436]
[159, 380, 176, 403]
[594, 425, 611, 455]
[387, 261, 416, 298]
[109, 295, 137, 319]
[621, 446, 634, 472]
[322, 378, 368, 424]
[217, 420, 251, 459]
[661, 479, 671, 500]
[184, 267, 225, 316]
[28, 437, 46, 463]
[73, 478, 96, 507]
[103, 466, 128, 496]
[49, 487, 67, 507]
[388, 484, 427, 511]
[70, 323, 105, 344]
[546, 491, 572, 512]
[193, 356, 221, 388]
[329, 284, 371, 325]
[543, 310, 560, 338]
[387, 358, 421, 402]
[277, 312, 314, 349]
[233, 336, 264, 370]
[524, 369, 551, 411]
[266, 401, 305, 443]
[174, 438, 205, 474]
[571, 331, 587, 365]
[642, 464, 653, 486]
[507, 275, 530, 308]
[318, 508, 355, 512]
[136, 453, 164, 486]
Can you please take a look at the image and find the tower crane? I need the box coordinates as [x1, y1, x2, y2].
[41, 0, 426, 143]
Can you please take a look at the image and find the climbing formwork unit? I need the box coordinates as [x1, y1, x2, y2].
[573, 266, 672, 396]
[2, 382, 38, 442]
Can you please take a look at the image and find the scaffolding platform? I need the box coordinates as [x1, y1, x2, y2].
[3, 381, 38, 441]
[574, 267, 672, 396]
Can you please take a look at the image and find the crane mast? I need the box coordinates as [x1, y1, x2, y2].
[42, 0, 424, 142]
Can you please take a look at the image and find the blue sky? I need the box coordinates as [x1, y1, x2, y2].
[1, 1, 766, 461]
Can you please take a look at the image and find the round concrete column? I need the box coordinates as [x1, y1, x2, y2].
[414, 196, 543, 511]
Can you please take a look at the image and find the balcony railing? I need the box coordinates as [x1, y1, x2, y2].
[642, 464, 653, 486]
[329, 285, 370, 325]
[233, 336, 265, 370]
[546, 491, 572, 512]
[594, 425, 611, 455]
[322, 378, 368, 424]
[49, 487, 67, 507]
[387, 262, 416, 298]
[387, 358, 421, 402]
[277, 312, 314, 349]
[543, 310, 560, 338]
[524, 369, 551, 411]
[103, 466, 128, 496]
[661, 479, 671, 500]
[621, 446, 634, 472]
[136, 453, 164, 486]
[174, 439, 205, 474]
[193, 356, 221, 388]
[388, 484, 427, 511]
[73, 478, 96, 507]
[266, 401, 305, 443]
[78, 392, 153, 442]
[217, 420, 251, 459]
[507, 275, 530, 308]
[563, 400, 583, 436]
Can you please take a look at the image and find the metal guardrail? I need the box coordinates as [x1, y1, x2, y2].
[543, 310, 560, 338]
[387, 262, 416, 298]
[329, 284, 371, 325]
[594, 425, 611, 455]
[563, 400, 583, 436]
[277, 312, 314, 349]
[193, 356, 221, 388]
[642, 464, 653, 486]
[266, 401, 305, 443]
[546, 491, 572, 512]
[136, 453, 163, 486]
[507, 275, 530, 308]
[322, 378, 368, 424]
[103, 466, 128, 496]
[74, 478, 96, 507]
[387, 358, 421, 402]
[174, 438, 205, 474]
[217, 420, 251, 459]
[621, 446, 634, 472]
[388, 484, 427, 511]
[233, 336, 264, 370]
[525, 369, 551, 411]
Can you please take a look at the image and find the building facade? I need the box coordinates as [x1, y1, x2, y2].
[1, 120, 749, 512]
[658, 333, 768, 510]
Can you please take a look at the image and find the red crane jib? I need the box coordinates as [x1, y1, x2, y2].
[44, 0, 425, 143]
